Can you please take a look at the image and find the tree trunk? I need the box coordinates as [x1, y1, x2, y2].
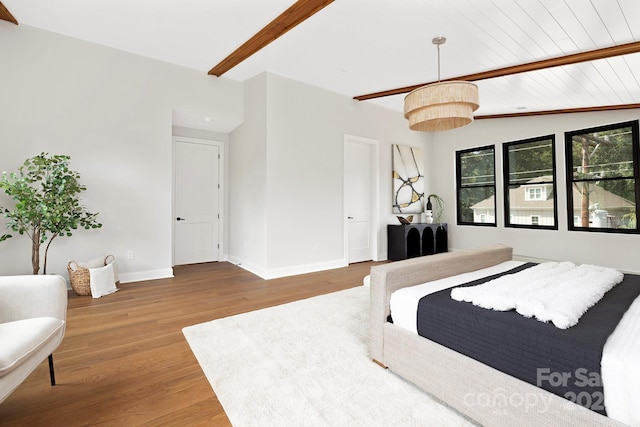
[581, 138, 590, 227]
[31, 229, 40, 275]
[43, 234, 57, 275]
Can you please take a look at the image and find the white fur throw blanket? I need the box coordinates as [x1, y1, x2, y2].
[450, 262, 623, 329]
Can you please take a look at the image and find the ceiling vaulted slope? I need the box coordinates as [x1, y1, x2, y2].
[355, 42, 640, 100]
[3, 0, 639, 117]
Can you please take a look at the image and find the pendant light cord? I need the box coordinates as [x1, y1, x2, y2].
[437, 43, 441, 82]
[432, 36, 446, 82]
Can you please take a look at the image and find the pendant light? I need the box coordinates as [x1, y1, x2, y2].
[404, 37, 479, 132]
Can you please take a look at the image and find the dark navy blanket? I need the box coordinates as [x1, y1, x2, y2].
[416, 263, 640, 415]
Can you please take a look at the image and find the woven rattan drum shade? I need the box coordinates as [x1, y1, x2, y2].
[404, 81, 479, 132]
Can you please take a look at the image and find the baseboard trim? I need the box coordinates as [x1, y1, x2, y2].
[118, 268, 174, 284]
[227, 256, 347, 280]
[263, 259, 347, 280]
[226, 256, 266, 279]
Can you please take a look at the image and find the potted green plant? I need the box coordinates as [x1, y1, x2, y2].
[0, 153, 102, 274]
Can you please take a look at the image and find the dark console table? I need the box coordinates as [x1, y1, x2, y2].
[387, 223, 448, 261]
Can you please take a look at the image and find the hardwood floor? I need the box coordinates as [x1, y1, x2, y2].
[0, 261, 379, 426]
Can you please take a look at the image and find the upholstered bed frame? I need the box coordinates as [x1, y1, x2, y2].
[369, 244, 625, 427]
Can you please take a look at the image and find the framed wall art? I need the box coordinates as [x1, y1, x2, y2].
[392, 144, 424, 214]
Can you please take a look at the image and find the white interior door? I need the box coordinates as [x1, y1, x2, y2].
[345, 137, 376, 263]
[174, 140, 219, 265]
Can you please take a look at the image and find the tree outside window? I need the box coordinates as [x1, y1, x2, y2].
[565, 120, 639, 232]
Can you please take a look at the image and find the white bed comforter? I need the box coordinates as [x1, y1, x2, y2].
[389, 261, 640, 426]
[450, 261, 623, 329]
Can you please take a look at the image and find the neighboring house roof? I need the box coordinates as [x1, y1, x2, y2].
[471, 195, 495, 210]
[571, 184, 635, 210]
[470, 178, 635, 211]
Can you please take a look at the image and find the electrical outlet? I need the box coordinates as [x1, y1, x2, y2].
[126, 250, 134, 260]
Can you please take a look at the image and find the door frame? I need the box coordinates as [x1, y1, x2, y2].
[343, 134, 380, 264]
[172, 136, 225, 265]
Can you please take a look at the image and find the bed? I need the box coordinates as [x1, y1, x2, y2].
[369, 244, 638, 427]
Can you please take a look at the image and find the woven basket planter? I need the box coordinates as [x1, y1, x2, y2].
[67, 255, 115, 296]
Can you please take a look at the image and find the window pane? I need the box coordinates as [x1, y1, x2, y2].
[458, 187, 495, 224]
[460, 149, 495, 186]
[566, 121, 639, 233]
[508, 139, 554, 184]
[507, 184, 555, 227]
[504, 136, 557, 229]
[457, 146, 496, 226]
[570, 126, 634, 180]
[570, 179, 636, 229]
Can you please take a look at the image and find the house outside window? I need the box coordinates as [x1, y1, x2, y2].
[565, 120, 639, 233]
[502, 135, 558, 229]
[456, 146, 496, 226]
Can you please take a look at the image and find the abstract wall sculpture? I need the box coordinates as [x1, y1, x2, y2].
[392, 144, 424, 214]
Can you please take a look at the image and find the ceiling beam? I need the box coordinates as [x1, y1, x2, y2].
[209, 0, 334, 77]
[354, 41, 640, 101]
[0, 1, 18, 25]
[475, 103, 640, 120]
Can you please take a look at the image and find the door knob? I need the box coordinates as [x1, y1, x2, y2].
[348, 216, 354, 219]
[176, 217, 186, 221]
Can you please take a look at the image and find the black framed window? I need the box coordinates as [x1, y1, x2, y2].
[503, 135, 557, 229]
[565, 120, 639, 233]
[456, 145, 496, 226]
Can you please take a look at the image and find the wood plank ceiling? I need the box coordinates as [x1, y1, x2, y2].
[204, 0, 640, 118]
[2, 0, 639, 118]
[354, 41, 640, 119]
[355, 42, 640, 100]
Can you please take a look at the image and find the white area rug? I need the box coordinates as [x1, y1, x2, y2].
[182, 286, 474, 426]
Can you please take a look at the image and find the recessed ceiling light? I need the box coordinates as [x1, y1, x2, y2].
[204, 117, 212, 122]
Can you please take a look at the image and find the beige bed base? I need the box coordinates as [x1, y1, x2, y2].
[369, 244, 624, 427]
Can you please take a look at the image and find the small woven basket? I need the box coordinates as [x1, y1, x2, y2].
[67, 255, 115, 296]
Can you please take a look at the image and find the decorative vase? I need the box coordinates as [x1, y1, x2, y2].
[424, 210, 433, 224]
[424, 196, 434, 223]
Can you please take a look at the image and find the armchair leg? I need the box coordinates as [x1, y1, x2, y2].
[48, 354, 56, 386]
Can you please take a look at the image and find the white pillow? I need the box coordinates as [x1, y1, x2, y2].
[89, 263, 119, 298]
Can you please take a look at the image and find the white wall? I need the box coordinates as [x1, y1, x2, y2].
[229, 72, 428, 278]
[7, 25, 636, 282]
[228, 74, 269, 274]
[0, 24, 242, 281]
[429, 109, 640, 273]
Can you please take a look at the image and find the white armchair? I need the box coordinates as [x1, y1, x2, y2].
[0, 275, 67, 404]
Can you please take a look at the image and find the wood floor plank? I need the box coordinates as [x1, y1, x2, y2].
[0, 260, 379, 426]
